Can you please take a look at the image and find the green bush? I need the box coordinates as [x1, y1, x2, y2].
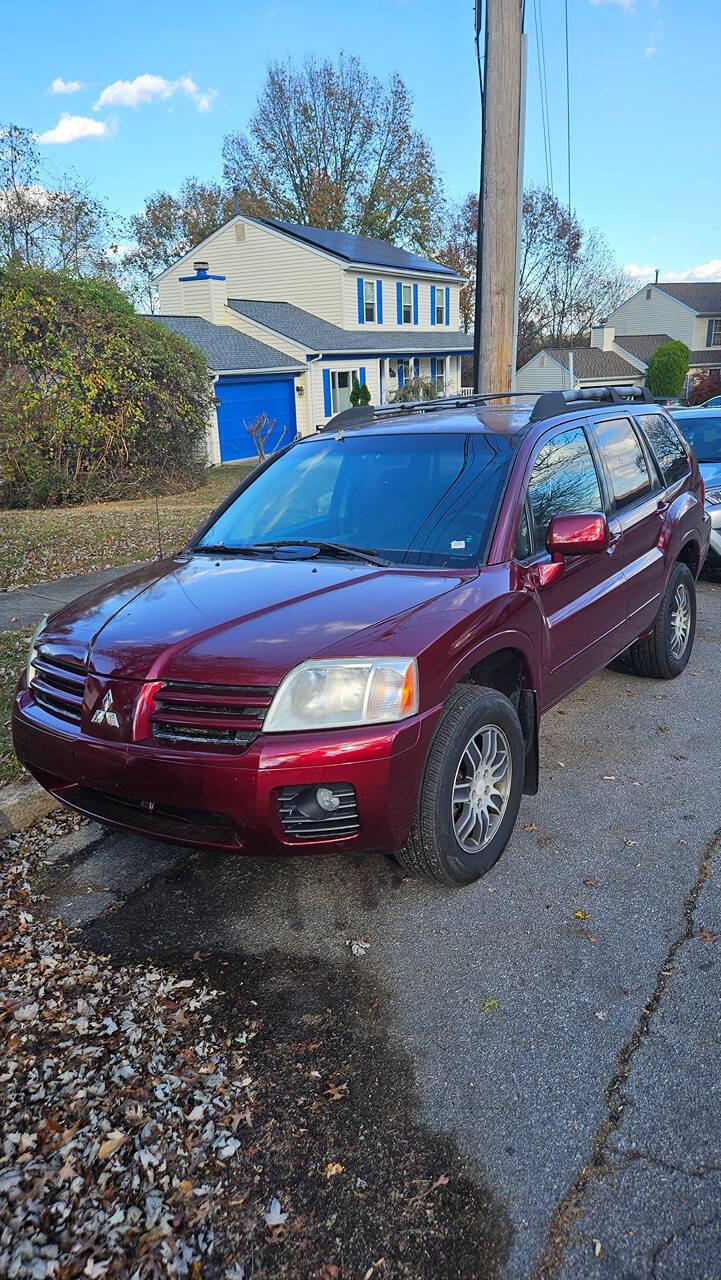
[645, 340, 690, 398]
[0, 266, 213, 508]
[388, 375, 439, 404]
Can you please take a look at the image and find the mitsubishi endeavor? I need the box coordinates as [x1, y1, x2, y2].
[12, 385, 710, 886]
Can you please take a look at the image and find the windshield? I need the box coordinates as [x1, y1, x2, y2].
[672, 413, 721, 462]
[196, 431, 513, 568]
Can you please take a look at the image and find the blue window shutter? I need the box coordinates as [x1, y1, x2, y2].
[413, 283, 419, 325]
[413, 357, 420, 379]
[396, 282, 403, 324]
[431, 357, 437, 380]
[708, 319, 715, 347]
[357, 277, 365, 324]
[359, 366, 366, 385]
[398, 361, 404, 388]
[430, 285, 436, 326]
[445, 286, 450, 325]
[323, 368, 332, 416]
[376, 280, 383, 324]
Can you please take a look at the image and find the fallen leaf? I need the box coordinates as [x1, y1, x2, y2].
[602, 775, 616, 781]
[431, 1174, 449, 1189]
[574, 910, 591, 920]
[325, 1162, 343, 1177]
[523, 823, 539, 832]
[326, 1082, 348, 1101]
[695, 928, 718, 942]
[263, 1197, 288, 1226]
[593, 1239, 602, 1257]
[583, 879, 598, 888]
[97, 1130, 126, 1160]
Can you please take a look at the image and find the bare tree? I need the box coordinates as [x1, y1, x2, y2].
[0, 122, 118, 278]
[437, 184, 634, 364]
[222, 55, 442, 252]
[244, 412, 286, 462]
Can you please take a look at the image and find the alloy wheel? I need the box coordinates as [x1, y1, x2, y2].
[451, 724, 512, 854]
[669, 582, 691, 659]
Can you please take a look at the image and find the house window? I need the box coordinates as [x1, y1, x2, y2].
[402, 285, 412, 325]
[398, 359, 411, 386]
[331, 369, 359, 413]
[435, 288, 445, 326]
[364, 280, 376, 323]
[435, 357, 445, 392]
[711, 318, 721, 347]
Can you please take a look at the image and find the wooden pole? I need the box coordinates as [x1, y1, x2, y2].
[474, 0, 524, 395]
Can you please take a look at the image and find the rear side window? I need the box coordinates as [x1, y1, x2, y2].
[637, 413, 689, 486]
[526, 427, 603, 550]
[594, 417, 652, 510]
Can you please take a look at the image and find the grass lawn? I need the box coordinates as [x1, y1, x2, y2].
[0, 463, 254, 592]
[0, 628, 30, 786]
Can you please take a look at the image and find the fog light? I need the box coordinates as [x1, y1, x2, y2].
[316, 786, 341, 812]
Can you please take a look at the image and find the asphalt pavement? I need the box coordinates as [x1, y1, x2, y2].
[32, 576, 721, 1278]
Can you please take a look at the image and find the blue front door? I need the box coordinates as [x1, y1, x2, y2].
[215, 375, 297, 461]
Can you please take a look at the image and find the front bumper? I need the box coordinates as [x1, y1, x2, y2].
[12, 687, 438, 856]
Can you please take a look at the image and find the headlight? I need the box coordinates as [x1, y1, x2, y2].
[705, 488, 721, 507]
[26, 614, 48, 687]
[264, 658, 418, 732]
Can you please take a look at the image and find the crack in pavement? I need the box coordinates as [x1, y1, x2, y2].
[533, 822, 721, 1280]
[609, 1147, 721, 1181]
[650, 1212, 720, 1279]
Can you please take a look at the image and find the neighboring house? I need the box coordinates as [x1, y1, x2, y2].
[516, 279, 721, 395]
[151, 215, 472, 461]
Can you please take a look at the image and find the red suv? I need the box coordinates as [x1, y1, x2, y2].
[13, 386, 710, 886]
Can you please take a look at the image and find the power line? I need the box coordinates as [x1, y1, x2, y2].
[532, 0, 553, 192]
[564, 0, 573, 390]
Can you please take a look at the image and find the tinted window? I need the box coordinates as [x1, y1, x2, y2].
[515, 507, 531, 560]
[526, 427, 603, 550]
[638, 413, 689, 485]
[594, 417, 652, 510]
[197, 432, 513, 569]
[672, 413, 721, 462]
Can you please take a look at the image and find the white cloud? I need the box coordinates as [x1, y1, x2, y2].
[626, 260, 721, 284]
[94, 73, 217, 113]
[589, 0, 636, 9]
[37, 113, 114, 144]
[645, 44, 657, 56]
[48, 77, 85, 95]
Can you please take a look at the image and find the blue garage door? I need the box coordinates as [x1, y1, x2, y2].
[215, 374, 298, 461]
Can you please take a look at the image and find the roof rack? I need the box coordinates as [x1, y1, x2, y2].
[321, 384, 660, 435]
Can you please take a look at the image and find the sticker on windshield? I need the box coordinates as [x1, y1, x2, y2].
[451, 539, 466, 550]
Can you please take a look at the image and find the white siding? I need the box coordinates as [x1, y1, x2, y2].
[341, 271, 461, 332]
[608, 286, 696, 345]
[515, 352, 571, 393]
[158, 218, 346, 325]
[692, 315, 721, 350]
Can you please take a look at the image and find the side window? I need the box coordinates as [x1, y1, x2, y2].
[594, 417, 652, 510]
[637, 412, 689, 486]
[526, 427, 603, 550]
[515, 507, 531, 560]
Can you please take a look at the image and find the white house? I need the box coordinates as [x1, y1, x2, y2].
[516, 280, 721, 395]
[150, 215, 472, 462]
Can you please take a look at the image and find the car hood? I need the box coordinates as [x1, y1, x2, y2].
[42, 553, 467, 685]
[699, 460, 721, 491]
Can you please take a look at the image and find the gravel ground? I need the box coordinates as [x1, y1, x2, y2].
[3, 576, 720, 1278]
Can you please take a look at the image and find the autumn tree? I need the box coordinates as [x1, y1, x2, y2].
[222, 55, 442, 252]
[125, 179, 235, 310]
[0, 122, 117, 278]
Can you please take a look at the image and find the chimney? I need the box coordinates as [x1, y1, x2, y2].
[178, 261, 227, 325]
[654, 268, 659, 284]
[590, 320, 615, 352]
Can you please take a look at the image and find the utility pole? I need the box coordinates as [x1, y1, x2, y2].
[473, 0, 525, 395]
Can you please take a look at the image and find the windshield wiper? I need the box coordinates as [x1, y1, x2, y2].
[194, 543, 269, 557]
[255, 540, 390, 566]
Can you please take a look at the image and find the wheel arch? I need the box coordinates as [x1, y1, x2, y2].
[453, 642, 540, 796]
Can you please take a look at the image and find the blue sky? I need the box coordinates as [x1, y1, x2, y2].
[3, 0, 719, 283]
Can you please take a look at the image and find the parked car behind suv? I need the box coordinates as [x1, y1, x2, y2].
[670, 407, 721, 568]
[13, 386, 710, 886]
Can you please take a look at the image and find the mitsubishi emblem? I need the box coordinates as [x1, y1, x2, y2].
[92, 690, 119, 728]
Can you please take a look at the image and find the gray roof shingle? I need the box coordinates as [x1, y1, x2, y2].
[613, 333, 674, 364]
[146, 314, 305, 373]
[654, 282, 721, 313]
[250, 217, 460, 278]
[228, 299, 473, 354]
[544, 347, 640, 379]
[689, 349, 721, 367]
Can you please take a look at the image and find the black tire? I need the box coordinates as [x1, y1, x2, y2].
[396, 685, 525, 887]
[628, 561, 696, 680]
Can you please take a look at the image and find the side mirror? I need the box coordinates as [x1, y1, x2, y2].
[546, 513, 610, 562]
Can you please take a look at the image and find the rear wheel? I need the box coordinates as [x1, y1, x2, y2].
[395, 685, 525, 887]
[628, 561, 696, 679]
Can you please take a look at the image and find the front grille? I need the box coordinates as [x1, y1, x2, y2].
[150, 681, 275, 750]
[278, 784, 360, 842]
[31, 652, 86, 725]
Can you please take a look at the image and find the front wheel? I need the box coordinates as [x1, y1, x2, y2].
[628, 561, 696, 679]
[395, 685, 525, 886]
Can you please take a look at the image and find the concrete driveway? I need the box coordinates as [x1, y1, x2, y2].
[37, 577, 721, 1279]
